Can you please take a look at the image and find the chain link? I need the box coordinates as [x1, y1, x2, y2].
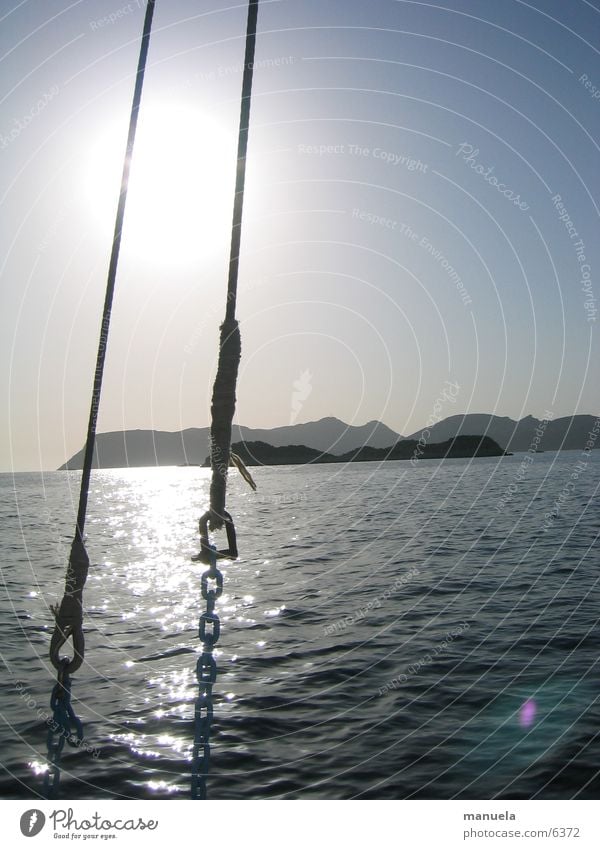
[43, 659, 84, 798]
[191, 545, 223, 799]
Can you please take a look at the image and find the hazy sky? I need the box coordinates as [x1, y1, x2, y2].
[1, 0, 599, 471]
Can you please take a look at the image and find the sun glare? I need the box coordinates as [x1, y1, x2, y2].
[85, 102, 236, 266]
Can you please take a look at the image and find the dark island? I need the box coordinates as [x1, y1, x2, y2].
[204, 434, 507, 467]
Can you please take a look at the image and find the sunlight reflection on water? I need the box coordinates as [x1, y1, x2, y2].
[2, 456, 599, 799]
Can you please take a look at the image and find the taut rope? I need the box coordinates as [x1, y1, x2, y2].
[206, 0, 259, 538]
[45, 0, 156, 797]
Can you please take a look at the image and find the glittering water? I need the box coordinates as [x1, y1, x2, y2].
[1, 450, 599, 799]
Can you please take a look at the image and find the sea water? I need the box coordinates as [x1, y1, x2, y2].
[1, 451, 598, 799]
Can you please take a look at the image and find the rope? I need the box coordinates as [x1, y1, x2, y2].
[191, 0, 260, 800]
[230, 451, 257, 490]
[45, 0, 156, 795]
[208, 0, 259, 532]
[76, 0, 155, 541]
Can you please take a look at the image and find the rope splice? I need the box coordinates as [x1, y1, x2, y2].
[49, 535, 89, 675]
[200, 0, 260, 557]
[208, 318, 242, 532]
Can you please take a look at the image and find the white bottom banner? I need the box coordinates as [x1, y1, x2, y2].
[2, 800, 598, 848]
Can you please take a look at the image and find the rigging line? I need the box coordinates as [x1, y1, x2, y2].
[208, 0, 259, 532]
[224, 0, 259, 324]
[76, 0, 155, 541]
[45, 0, 156, 798]
[192, 1, 260, 796]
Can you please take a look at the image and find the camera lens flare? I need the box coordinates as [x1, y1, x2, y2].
[519, 698, 537, 729]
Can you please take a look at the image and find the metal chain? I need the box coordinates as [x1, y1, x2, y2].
[43, 659, 84, 798]
[191, 545, 223, 799]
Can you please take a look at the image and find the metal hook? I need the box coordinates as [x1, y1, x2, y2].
[192, 510, 238, 563]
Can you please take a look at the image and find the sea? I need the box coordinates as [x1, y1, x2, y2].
[1, 450, 599, 800]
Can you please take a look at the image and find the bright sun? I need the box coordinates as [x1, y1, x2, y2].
[85, 102, 236, 266]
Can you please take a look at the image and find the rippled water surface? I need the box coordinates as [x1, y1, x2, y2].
[1, 451, 599, 799]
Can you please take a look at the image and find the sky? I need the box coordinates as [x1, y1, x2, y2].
[1, 0, 599, 471]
